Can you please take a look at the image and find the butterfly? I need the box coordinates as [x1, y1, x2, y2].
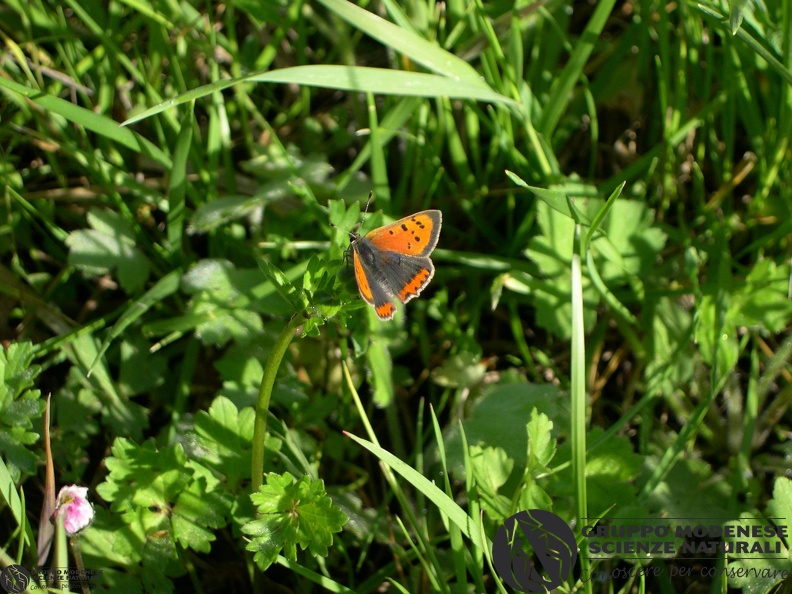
[348, 210, 442, 320]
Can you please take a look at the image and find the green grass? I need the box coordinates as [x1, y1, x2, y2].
[2, 0, 792, 592]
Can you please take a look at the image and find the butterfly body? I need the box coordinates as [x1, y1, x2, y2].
[349, 210, 442, 320]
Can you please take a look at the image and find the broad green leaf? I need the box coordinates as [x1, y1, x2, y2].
[733, 261, 792, 332]
[518, 483, 553, 513]
[65, 210, 151, 293]
[524, 200, 597, 339]
[445, 383, 566, 477]
[118, 337, 168, 396]
[593, 200, 667, 281]
[725, 505, 791, 593]
[470, 445, 513, 494]
[432, 352, 486, 388]
[66, 334, 148, 440]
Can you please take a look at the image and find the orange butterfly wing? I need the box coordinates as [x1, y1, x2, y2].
[397, 263, 433, 303]
[352, 246, 398, 319]
[350, 209, 441, 320]
[352, 248, 374, 305]
[363, 210, 442, 257]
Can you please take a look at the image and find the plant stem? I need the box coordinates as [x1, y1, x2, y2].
[570, 236, 591, 594]
[251, 315, 303, 494]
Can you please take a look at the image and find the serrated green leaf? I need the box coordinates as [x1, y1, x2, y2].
[171, 479, 230, 553]
[768, 477, 792, 521]
[80, 507, 147, 567]
[257, 257, 310, 314]
[724, 508, 790, 593]
[518, 482, 553, 512]
[96, 437, 231, 557]
[526, 409, 556, 471]
[192, 396, 254, 488]
[97, 439, 191, 509]
[0, 342, 44, 479]
[243, 472, 348, 571]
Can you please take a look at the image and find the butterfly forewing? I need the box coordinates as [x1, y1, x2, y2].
[364, 210, 442, 257]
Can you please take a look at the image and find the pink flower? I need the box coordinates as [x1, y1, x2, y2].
[53, 485, 94, 535]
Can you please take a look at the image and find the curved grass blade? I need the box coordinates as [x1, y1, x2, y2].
[698, 4, 792, 86]
[506, 171, 593, 226]
[317, 0, 485, 85]
[125, 66, 516, 126]
[582, 181, 624, 254]
[0, 78, 170, 167]
[344, 431, 487, 551]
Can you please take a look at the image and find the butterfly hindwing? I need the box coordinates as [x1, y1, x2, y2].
[372, 249, 435, 304]
[352, 242, 398, 319]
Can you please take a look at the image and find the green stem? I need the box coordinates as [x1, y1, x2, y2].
[69, 536, 90, 594]
[570, 236, 591, 594]
[251, 315, 303, 494]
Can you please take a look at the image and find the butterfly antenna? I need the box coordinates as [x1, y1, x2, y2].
[362, 191, 374, 222]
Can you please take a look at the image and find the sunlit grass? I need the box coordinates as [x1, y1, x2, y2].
[1, 0, 791, 591]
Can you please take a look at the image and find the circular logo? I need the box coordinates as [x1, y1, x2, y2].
[492, 509, 578, 592]
[0, 565, 31, 594]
